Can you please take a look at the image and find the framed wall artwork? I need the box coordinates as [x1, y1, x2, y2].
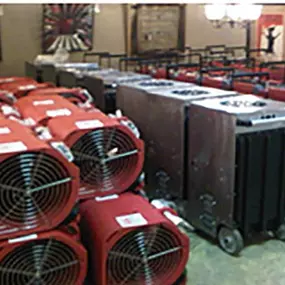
[124, 4, 185, 56]
[42, 4, 94, 53]
[257, 14, 284, 61]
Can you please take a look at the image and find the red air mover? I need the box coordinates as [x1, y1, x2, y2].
[0, 223, 87, 285]
[28, 87, 93, 105]
[268, 86, 285, 102]
[201, 75, 226, 89]
[232, 81, 268, 98]
[47, 111, 144, 200]
[80, 192, 190, 285]
[15, 94, 84, 126]
[0, 82, 54, 99]
[0, 118, 79, 240]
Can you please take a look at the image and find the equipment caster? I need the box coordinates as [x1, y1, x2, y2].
[218, 226, 244, 255]
[275, 224, 285, 241]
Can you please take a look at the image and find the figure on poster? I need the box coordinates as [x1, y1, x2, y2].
[264, 26, 281, 54]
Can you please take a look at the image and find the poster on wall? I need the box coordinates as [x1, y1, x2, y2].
[42, 4, 94, 53]
[257, 14, 284, 61]
[131, 4, 185, 55]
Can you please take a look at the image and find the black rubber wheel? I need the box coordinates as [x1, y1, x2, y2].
[218, 226, 244, 255]
[275, 224, 285, 241]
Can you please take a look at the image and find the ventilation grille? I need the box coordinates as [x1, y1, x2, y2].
[139, 81, 173, 87]
[220, 99, 266, 108]
[71, 127, 139, 193]
[172, 89, 209, 96]
[0, 152, 73, 228]
[107, 225, 183, 285]
[0, 239, 81, 285]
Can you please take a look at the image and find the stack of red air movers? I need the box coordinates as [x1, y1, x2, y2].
[0, 75, 190, 284]
[135, 46, 285, 103]
[0, 77, 88, 285]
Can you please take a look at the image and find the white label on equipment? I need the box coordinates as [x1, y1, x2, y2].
[75, 119, 104, 130]
[18, 85, 36, 90]
[0, 127, 10, 134]
[116, 213, 148, 228]
[33, 99, 54, 106]
[9, 234, 38, 244]
[95, 194, 119, 202]
[0, 141, 27, 154]
[151, 200, 165, 210]
[46, 108, 72, 117]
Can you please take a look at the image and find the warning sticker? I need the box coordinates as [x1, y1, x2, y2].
[0, 127, 11, 135]
[0, 141, 27, 154]
[46, 108, 72, 117]
[33, 100, 55, 106]
[116, 213, 148, 228]
[75, 119, 104, 130]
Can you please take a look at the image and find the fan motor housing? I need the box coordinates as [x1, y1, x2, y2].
[15, 94, 85, 126]
[0, 119, 79, 240]
[47, 111, 145, 200]
[0, 82, 54, 99]
[80, 192, 189, 285]
[0, 223, 87, 285]
[28, 87, 91, 105]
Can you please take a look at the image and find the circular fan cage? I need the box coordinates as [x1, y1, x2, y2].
[0, 238, 82, 285]
[0, 151, 74, 230]
[71, 126, 142, 194]
[107, 224, 186, 285]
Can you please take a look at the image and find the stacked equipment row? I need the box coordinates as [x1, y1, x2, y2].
[0, 75, 190, 284]
[34, 58, 285, 256]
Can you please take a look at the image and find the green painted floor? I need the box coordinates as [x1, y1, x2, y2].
[186, 231, 285, 285]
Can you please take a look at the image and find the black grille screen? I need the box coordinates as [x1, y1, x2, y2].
[234, 128, 285, 236]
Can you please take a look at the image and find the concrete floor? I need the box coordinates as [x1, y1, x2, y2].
[186, 231, 285, 285]
[84, 228, 285, 285]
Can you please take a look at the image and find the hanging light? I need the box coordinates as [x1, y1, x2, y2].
[94, 4, 101, 14]
[240, 4, 263, 21]
[204, 4, 226, 21]
[226, 5, 243, 22]
[204, 4, 263, 28]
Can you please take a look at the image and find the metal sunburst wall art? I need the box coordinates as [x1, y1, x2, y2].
[42, 4, 94, 53]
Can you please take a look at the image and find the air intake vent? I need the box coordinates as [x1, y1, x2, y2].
[172, 89, 209, 96]
[71, 127, 140, 193]
[0, 228, 87, 285]
[0, 152, 74, 228]
[107, 225, 184, 285]
[0, 239, 80, 285]
[139, 81, 173, 87]
[220, 99, 266, 108]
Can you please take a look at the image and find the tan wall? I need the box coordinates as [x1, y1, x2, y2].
[0, 4, 125, 76]
[0, 4, 267, 76]
[0, 5, 42, 76]
[185, 5, 246, 49]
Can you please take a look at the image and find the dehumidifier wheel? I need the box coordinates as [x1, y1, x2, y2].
[218, 226, 244, 255]
[275, 224, 285, 241]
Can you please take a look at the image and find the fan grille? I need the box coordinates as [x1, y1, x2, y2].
[71, 127, 140, 193]
[172, 89, 209, 96]
[0, 238, 81, 285]
[139, 81, 173, 87]
[0, 152, 73, 228]
[107, 225, 184, 285]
